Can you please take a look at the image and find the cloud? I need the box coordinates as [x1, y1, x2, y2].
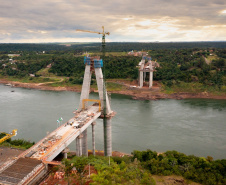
[0, 0, 225, 42]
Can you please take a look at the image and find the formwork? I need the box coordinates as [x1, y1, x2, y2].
[0, 158, 42, 184]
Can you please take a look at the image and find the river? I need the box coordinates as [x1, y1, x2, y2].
[0, 84, 226, 159]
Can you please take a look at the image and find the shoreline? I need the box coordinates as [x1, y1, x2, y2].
[1, 78, 226, 100]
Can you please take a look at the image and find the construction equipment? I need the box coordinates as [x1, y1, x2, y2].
[76, 26, 110, 56]
[82, 99, 101, 112]
[0, 129, 17, 144]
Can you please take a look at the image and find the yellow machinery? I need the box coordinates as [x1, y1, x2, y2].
[82, 99, 101, 112]
[0, 129, 17, 144]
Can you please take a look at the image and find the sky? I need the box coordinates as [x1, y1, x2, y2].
[0, 0, 226, 43]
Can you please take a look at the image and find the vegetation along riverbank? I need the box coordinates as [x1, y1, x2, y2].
[0, 43, 225, 100]
[1, 140, 225, 185]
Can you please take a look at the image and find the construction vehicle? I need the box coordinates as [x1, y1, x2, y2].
[0, 129, 17, 144]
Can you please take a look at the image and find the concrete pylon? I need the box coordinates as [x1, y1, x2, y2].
[94, 67, 111, 114]
[82, 129, 88, 156]
[104, 118, 112, 156]
[77, 56, 114, 157]
[92, 122, 96, 156]
[78, 65, 92, 110]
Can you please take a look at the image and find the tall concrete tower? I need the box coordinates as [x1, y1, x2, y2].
[78, 56, 114, 156]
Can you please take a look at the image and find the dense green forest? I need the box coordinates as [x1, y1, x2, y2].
[0, 43, 225, 93]
[151, 49, 226, 90]
[0, 42, 226, 52]
[55, 150, 226, 185]
[132, 150, 226, 185]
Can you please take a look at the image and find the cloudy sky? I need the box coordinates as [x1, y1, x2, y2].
[0, 0, 226, 43]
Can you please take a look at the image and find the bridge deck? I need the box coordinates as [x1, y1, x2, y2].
[28, 105, 101, 161]
[0, 105, 101, 184]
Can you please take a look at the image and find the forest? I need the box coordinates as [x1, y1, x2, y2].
[0, 43, 225, 94]
[0, 41, 226, 52]
[52, 150, 225, 185]
[1, 129, 225, 185]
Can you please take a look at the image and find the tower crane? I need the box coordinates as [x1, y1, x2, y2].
[0, 129, 17, 144]
[76, 26, 110, 57]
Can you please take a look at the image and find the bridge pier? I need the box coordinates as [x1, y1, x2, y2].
[63, 148, 69, 159]
[149, 71, 153, 88]
[76, 137, 79, 156]
[64, 152, 67, 159]
[82, 129, 88, 156]
[92, 122, 96, 156]
[104, 117, 112, 156]
[76, 134, 83, 156]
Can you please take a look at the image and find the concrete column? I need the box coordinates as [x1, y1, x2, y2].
[139, 71, 143, 88]
[77, 134, 83, 156]
[94, 67, 111, 114]
[79, 65, 92, 110]
[63, 148, 69, 159]
[149, 71, 153, 89]
[82, 129, 88, 156]
[139, 59, 145, 88]
[92, 122, 96, 156]
[103, 118, 112, 156]
[64, 152, 67, 159]
[76, 137, 79, 156]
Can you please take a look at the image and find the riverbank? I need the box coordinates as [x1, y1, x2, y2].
[1, 78, 226, 100]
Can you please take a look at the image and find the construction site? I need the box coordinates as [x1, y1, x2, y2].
[0, 27, 117, 184]
[0, 27, 157, 185]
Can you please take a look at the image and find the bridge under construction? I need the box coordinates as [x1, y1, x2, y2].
[0, 56, 115, 185]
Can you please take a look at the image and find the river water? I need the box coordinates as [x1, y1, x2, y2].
[0, 84, 226, 159]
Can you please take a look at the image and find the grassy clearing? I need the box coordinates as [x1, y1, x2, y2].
[162, 82, 226, 95]
[105, 82, 126, 91]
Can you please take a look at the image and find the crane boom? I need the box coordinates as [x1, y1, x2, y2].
[76, 26, 110, 36]
[0, 129, 17, 144]
[76, 29, 102, 35]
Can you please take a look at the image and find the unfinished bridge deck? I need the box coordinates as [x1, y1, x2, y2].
[0, 105, 101, 184]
